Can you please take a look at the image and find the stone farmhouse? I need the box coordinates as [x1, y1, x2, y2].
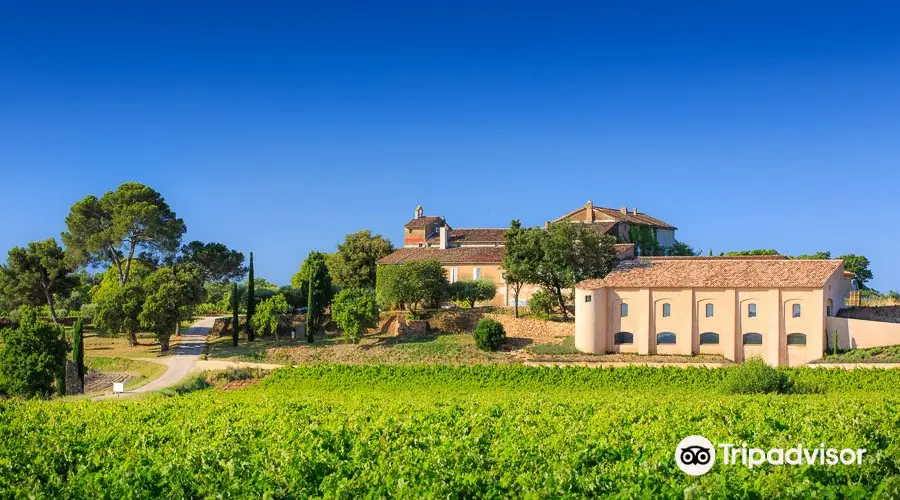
[378, 202, 663, 306]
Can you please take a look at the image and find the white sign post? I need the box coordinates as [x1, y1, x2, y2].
[113, 382, 124, 397]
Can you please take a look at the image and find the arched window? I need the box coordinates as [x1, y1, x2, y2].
[787, 333, 807, 345]
[657, 332, 676, 344]
[792, 304, 801, 318]
[705, 303, 714, 317]
[826, 298, 834, 317]
[614, 332, 633, 345]
[662, 303, 671, 317]
[699, 332, 720, 345]
[748, 303, 757, 318]
[620, 303, 629, 317]
[743, 332, 763, 345]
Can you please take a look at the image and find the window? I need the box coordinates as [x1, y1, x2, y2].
[699, 332, 720, 345]
[450, 267, 458, 284]
[656, 332, 676, 344]
[748, 303, 757, 318]
[585, 295, 592, 303]
[473, 267, 481, 280]
[787, 333, 807, 345]
[792, 304, 801, 318]
[705, 303, 714, 317]
[614, 332, 633, 345]
[620, 303, 629, 317]
[662, 303, 671, 317]
[826, 299, 834, 317]
[743, 332, 763, 345]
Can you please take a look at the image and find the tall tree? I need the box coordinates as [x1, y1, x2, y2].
[72, 317, 85, 389]
[138, 264, 204, 352]
[837, 254, 873, 289]
[305, 252, 333, 342]
[326, 230, 393, 289]
[246, 252, 255, 342]
[0, 238, 78, 324]
[177, 241, 247, 283]
[502, 220, 542, 317]
[91, 261, 153, 346]
[231, 282, 240, 347]
[62, 182, 186, 285]
[532, 222, 618, 318]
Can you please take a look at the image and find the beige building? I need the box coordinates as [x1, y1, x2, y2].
[381, 204, 636, 306]
[554, 200, 677, 250]
[574, 256, 853, 366]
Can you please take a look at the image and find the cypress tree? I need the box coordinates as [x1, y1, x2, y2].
[231, 282, 240, 347]
[246, 252, 255, 342]
[72, 317, 85, 388]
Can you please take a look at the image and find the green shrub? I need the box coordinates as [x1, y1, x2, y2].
[529, 290, 554, 317]
[162, 374, 212, 396]
[724, 358, 794, 394]
[0, 307, 67, 398]
[473, 318, 505, 351]
[332, 288, 379, 344]
[79, 303, 98, 324]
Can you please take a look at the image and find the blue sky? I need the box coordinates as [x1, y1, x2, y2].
[1, 1, 898, 289]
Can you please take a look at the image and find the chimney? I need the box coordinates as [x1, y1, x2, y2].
[439, 225, 449, 249]
[585, 200, 594, 222]
[414, 205, 423, 219]
[619, 206, 627, 215]
[544, 221, 550, 230]
[632, 207, 638, 215]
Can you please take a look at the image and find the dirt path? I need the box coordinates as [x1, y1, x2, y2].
[93, 317, 215, 400]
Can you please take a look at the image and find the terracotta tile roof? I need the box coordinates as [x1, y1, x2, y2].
[404, 216, 444, 228]
[378, 246, 505, 265]
[577, 257, 843, 290]
[585, 221, 619, 235]
[426, 228, 507, 245]
[614, 244, 635, 258]
[554, 205, 676, 230]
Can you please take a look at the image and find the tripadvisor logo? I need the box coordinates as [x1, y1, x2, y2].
[675, 435, 867, 475]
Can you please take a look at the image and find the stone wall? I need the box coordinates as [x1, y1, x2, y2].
[838, 306, 900, 324]
[426, 308, 573, 338]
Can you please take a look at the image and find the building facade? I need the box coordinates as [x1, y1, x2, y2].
[574, 256, 853, 366]
[381, 204, 637, 306]
[553, 200, 677, 250]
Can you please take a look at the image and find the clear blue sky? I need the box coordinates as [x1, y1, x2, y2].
[1, 1, 898, 290]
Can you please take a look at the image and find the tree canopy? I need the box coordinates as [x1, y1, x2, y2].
[177, 241, 246, 283]
[375, 260, 448, 313]
[62, 182, 186, 285]
[0, 307, 67, 398]
[331, 288, 379, 344]
[0, 238, 77, 323]
[326, 230, 393, 289]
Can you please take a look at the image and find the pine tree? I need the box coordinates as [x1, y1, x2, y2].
[246, 252, 255, 342]
[72, 317, 84, 388]
[231, 282, 240, 347]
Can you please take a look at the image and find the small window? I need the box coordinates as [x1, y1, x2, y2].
[787, 333, 807, 345]
[705, 303, 714, 317]
[584, 295, 592, 303]
[614, 332, 633, 345]
[662, 303, 671, 317]
[699, 332, 719, 345]
[450, 267, 458, 284]
[657, 332, 676, 344]
[748, 303, 757, 318]
[620, 303, 629, 317]
[473, 267, 481, 280]
[792, 304, 801, 318]
[743, 332, 763, 345]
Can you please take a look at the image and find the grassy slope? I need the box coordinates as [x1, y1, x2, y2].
[1, 365, 899, 497]
[84, 357, 168, 391]
[821, 345, 900, 363]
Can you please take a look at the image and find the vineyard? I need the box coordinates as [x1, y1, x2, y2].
[1, 365, 899, 497]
